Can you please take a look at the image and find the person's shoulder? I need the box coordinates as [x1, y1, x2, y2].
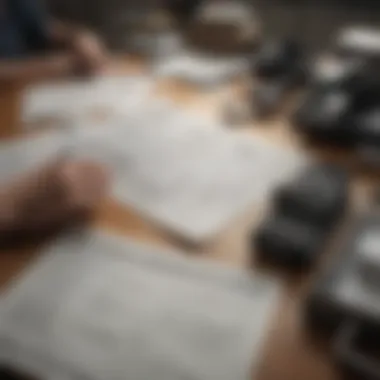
[11, 0, 45, 14]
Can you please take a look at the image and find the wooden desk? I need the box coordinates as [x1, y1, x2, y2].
[0, 64, 365, 380]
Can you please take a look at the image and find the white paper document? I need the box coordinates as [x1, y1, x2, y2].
[68, 103, 306, 241]
[22, 75, 154, 125]
[2, 98, 306, 242]
[154, 52, 249, 87]
[0, 229, 281, 380]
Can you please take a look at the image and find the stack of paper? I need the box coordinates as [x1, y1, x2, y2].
[0, 229, 280, 380]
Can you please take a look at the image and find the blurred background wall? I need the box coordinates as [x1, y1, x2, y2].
[46, 0, 380, 51]
[255, 0, 380, 49]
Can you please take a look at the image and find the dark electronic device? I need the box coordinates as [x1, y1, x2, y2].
[294, 54, 380, 145]
[294, 81, 380, 145]
[254, 214, 324, 268]
[354, 109, 380, 167]
[252, 40, 305, 117]
[355, 108, 380, 146]
[350, 77, 380, 113]
[305, 211, 380, 379]
[274, 164, 349, 227]
[356, 108, 380, 147]
[253, 164, 348, 270]
[253, 40, 303, 80]
[293, 88, 353, 143]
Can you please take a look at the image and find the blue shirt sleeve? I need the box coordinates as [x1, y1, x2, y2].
[12, 0, 51, 51]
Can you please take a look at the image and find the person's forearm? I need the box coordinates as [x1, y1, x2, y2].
[0, 54, 75, 83]
[49, 21, 85, 49]
[48, 21, 107, 75]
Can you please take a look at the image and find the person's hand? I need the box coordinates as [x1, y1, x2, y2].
[0, 159, 110, 238]
[72, 31, 108, 75]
